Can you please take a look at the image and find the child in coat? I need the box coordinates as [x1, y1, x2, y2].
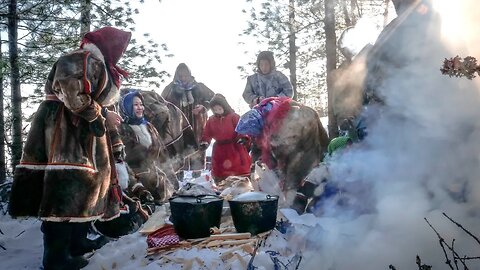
[200, 94, 252, 183]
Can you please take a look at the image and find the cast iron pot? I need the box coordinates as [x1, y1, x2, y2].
[228, 191, 279, 235]
[169, 195, 223, 239]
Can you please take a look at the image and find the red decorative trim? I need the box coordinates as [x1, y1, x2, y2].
[45, 94, 61, 102]
[83, 51, 92, 94]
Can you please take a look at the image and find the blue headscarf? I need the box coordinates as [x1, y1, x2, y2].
[120, 90, 148, 125]
[174, 79, 196, 91]
[235, 102, 273, 137]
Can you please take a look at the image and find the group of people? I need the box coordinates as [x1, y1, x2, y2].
[7, 24, 295, 269]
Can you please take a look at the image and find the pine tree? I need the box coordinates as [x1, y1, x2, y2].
[0, 0, 171, 176]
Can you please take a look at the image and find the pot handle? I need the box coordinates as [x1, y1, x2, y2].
[266, 195, 271, 200]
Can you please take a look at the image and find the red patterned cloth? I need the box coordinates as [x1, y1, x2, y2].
[258, 97, 292, 168]
[146, 224, 180, 248]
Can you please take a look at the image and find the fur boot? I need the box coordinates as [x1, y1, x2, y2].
[70, 222, 109, 256]
[41, 222, 88, 270]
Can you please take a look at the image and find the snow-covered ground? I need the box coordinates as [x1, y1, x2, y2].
[0, 173, 321, 270]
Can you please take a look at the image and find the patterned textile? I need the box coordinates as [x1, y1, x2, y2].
[174, 79, 196, 91]
[236, 97, 292, 168]
[146, 224, 180, 248]
[235, 108, 265, 136]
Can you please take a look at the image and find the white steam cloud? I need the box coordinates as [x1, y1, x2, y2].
[293, 1, 480, 269]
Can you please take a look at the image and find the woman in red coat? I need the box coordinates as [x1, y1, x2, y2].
[200, 94, 252, 183]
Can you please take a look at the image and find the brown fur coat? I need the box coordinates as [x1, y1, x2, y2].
[119, 123, 176, 203]
[9, 49, 123, 222]
[140, 90, 197, 173]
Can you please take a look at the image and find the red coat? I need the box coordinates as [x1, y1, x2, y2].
[201, 112, 251, 179]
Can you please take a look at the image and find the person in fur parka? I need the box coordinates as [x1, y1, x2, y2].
[200, 94, 252, 183]
[119, 90, 176, 204]
[8, 26, 131, 270]
[161, 63, 215, 178]
[243, 51, 294, 108]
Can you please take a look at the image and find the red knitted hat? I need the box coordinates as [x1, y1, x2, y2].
[80, 26, 131, 88]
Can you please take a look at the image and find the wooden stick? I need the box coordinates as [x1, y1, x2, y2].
[209, 232, 251, 241]
[206, 238, 256, 248]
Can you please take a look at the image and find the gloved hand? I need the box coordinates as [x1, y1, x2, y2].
[89, 116, 106, 137]
[139, 189, 154, 203]
[198, 142, 209, 151]
[255, 96, 265, 104]
[236, 137, 248, 145]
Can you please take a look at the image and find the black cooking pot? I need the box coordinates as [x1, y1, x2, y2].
[228, 191, 279, 235]
[169, 195, 223, 239]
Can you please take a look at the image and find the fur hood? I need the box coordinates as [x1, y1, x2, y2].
[209, 93, 234, 115]
[256, 51, 276, 72]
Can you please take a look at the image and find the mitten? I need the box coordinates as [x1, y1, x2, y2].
[236, 137, 247, 145]
[139, 189, 154, 203]
[89, 116, 106, 137]
[198, 142, 209, 151]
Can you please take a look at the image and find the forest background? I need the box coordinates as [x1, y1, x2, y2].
[0, 0, 461, 182]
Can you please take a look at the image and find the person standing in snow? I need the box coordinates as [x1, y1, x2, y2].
[242, 51, 294, 164]
[8, 26, 131, 270]
[161, 63, 215, 178]
[199, 94, 252, 183]
[118, 90, 176, 204]
[242, 50, 293, 108]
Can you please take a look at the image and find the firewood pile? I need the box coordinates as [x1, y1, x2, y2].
[146, 227, 270, 256]
[441, 56, 480, 79]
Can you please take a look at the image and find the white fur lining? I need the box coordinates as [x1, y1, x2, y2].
[41, 214, 104, 223]
[92, 137, 97, 171]
[17, 163, 98, 173]
[99, 212, 121, 222]
[131, 183, 144, 191]
[81, 43, 118, 106]
[116, 162, 129, 190]
[16, 164, 46, 170]
[119, 204, 130, 215]
[130, 124, 153, 148]
[82, 43, 105, 62]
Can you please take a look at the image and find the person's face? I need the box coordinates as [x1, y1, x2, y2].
[259, 59, 272, 74]
[212, 105, 224, 115]
[177, 69, 191, 84]
[132, 96, 144, 118]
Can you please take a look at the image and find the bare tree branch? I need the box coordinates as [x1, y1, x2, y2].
[424, 217, 456, 270]
[443, 212, 480, 246]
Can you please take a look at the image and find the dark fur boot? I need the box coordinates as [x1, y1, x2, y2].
[41, 222, 89, 270]
[70, 222, 109, 256]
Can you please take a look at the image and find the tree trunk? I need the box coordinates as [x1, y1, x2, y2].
[288, 0, 297, 100]
[8, 0, 22, 171]
[383, 0, 391, 27]
[350, 0, 359, 25]
[325, 0, 337, 139]
[0, 32, 5, 184]
[342, 0, 352, 27]
[80, 0, 91, 37]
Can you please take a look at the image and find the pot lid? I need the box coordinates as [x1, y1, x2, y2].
[230, 191, 278, 202]
[170, 195, 222, 204]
